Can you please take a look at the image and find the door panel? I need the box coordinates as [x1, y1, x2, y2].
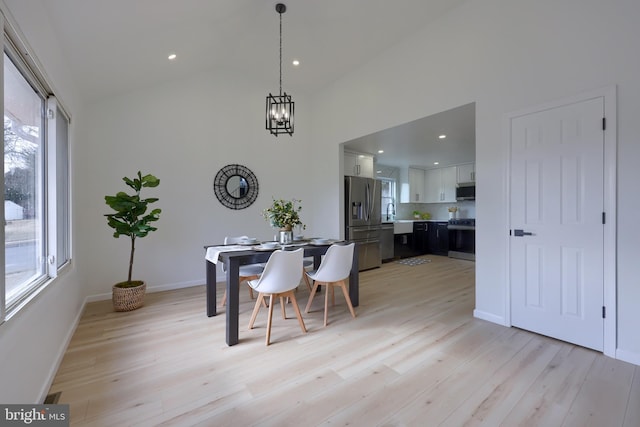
[561, 247, 583, 317]
[510, 96, 604, 351]
[524, 244, 543, 308]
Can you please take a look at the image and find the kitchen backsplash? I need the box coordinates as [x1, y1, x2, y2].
[396, 201, 475, 221]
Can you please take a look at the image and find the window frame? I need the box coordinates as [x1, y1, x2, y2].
[1, 12, 72, 322]
[379, 177, 397, 221]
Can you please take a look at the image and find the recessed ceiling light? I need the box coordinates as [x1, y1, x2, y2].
[378, 150, 384, 154]
[376, 170, 382, 174]
[438, 134, 446, 139]
[168, 53, 177, 61]
[292, 59, 300, 66]
[434, 162, 440, 165]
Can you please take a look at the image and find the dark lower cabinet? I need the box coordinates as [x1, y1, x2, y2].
[394, 233, 417, 258]
[395, 221, 449, 258]
[427, 222, 449, 256]
[412, 221, 429, 255]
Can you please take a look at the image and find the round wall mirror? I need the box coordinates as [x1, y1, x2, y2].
[226, 175, 248, 198]
[213, 164, 259, 210]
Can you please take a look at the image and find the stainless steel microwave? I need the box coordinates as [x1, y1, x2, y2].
[456, 183, 475, 201]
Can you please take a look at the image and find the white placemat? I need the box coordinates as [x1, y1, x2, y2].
[205, 245, 248, 264]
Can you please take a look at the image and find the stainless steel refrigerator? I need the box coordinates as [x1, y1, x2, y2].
[345, 176, 382, 271]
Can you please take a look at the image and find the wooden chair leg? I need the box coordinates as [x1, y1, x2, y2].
[266, 294, 275, 345]
[305, 281, 321, 313]
[253, 291, 307, 345]
[288, 291, 307, 333]
[302, 270, 312, 291]
[331, 285, 336, 306]
[324, 284, 330, 327]
[248, 293, 264, 329]
[338, 280, 357, 319]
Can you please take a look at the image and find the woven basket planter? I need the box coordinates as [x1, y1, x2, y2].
[112, 281, 146, 312]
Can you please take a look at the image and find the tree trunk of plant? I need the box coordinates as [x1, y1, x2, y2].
[128, 235, 136, 284]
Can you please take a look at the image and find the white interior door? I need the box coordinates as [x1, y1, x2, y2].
[509, 96, 605, 351]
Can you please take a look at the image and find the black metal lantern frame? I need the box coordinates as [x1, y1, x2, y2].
[266, 92, 294, 136]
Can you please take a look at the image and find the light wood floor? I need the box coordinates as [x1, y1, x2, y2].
[50, 255, 639, 426]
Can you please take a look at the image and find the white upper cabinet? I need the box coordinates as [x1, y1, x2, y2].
[408, 168, 425, 202]
[425, 166, 457, 203]
[424, 168, 441, 203]
[344, 152, 374, 178]
[457, 162, 475, 183]
[358, 155, 374, 178]
[441, 166, 457, 202]
[344, 152, 358, 176]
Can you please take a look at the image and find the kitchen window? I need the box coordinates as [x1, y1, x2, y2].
[2, 21, 71, 320]
[379, 177, 396, 221]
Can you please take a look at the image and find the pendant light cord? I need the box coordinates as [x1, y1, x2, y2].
[279, 10, 283, 96]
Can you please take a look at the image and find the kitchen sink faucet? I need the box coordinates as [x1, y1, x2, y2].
[386, 202, 396, 221]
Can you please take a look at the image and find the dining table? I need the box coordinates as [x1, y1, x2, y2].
[204, 241, 359, 346]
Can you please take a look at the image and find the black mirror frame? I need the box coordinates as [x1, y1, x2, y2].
[213, 164, 259, 210]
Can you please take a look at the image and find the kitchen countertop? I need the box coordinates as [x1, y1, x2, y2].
[383, 219, 448, 224]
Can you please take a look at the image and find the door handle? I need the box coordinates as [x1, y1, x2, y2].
[513, 229, 533, 237]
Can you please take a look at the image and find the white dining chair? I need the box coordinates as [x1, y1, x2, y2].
[247, 248, 307, 345]
[220, 235, 265, 306]
[304, 243, 356, 326]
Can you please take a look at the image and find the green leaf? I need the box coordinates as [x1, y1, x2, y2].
[141, 174, 160, 188]
[105, 172, 161, 275]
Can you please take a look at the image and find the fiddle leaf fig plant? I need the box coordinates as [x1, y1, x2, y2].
[105, 171, 161, 287]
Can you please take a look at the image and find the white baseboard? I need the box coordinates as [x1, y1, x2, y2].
[616, 348, 640, 366]
[85, 279, 205, 302]
[473, 309, 508, 326]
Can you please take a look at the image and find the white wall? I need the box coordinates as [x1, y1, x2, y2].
[0, 0, 85, 403]
[310, 0, 640, 362]
[74, 70, 315, 297]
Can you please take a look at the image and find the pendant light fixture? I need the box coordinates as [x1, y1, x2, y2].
[266, 3, 294, 136]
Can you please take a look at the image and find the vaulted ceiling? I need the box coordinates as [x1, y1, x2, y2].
[25, 0, 468, 102]
[4, 0, 474, 168]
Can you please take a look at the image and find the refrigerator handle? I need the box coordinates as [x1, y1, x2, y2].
[370, 181, 376, 220]
[368, 182, 373, 221]
[365, 183, 370, 221]
[369, 182, 373, 221]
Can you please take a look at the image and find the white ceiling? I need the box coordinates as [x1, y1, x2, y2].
[344, 102, 476, 170]
[8, 0, 475, 169]
[28, 0, 468, 102]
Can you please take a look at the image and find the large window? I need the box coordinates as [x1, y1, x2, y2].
[3, 52, 45, 308]
[2, 26, 70, 319]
